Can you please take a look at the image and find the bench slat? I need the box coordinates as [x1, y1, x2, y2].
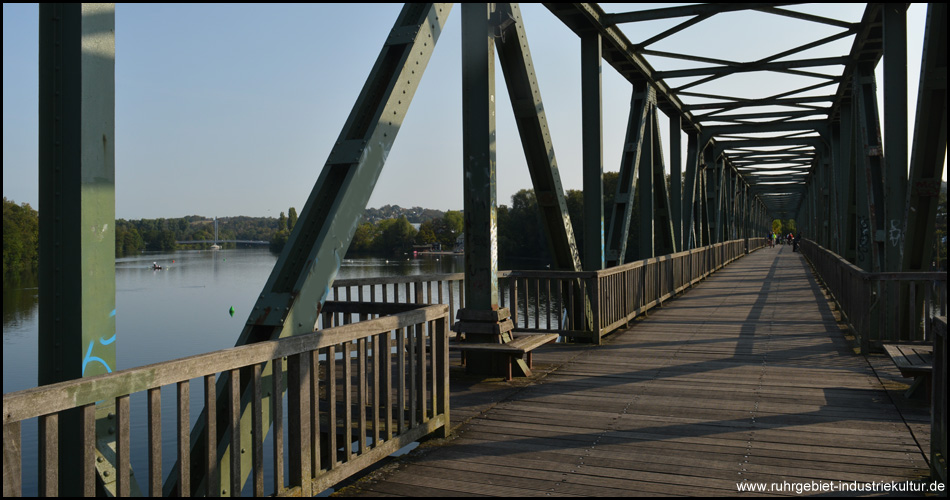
[884, 343, 933, 377]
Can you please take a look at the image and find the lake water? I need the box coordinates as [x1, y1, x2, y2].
[2, 248, 464, 495]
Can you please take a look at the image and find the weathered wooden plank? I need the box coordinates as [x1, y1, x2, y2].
[176, 381, 191, 497]
[271, 358, 284, 495]
[116, 395, 131, 497]
[228, 368, 241, 497]
[346, 247, 930, 496]
[38, 413, 57, 496]
[3, 422, 21, 497]
[3, 305, 449, 424]
[251, 363, 264, 497]
[203, 375, 217, 497]
[80, 404, 96, 497]
[147, 387, 162, 497]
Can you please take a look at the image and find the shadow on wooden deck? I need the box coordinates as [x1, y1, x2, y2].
[335, 247, 932, 497]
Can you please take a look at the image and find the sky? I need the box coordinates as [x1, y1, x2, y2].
[2, 3, 936, 220]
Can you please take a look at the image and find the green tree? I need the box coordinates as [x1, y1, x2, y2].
[278, 211, 287, 231]
[270, 229, 291, 253]
[115, 220, 145, 257]
[375, 217, 417, 256]
[416, 220, 438, 245]
[288, 207, 298, 231]
[349, 222, 380, 254]
[2, 197, 39, 276]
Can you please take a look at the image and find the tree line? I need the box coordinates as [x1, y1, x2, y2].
[3, 197, 39, 277]
[12, 179, 942, 276]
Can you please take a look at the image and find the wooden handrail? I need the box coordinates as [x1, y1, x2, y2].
[3, 303, 450, 497]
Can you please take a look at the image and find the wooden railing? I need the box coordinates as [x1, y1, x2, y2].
[800, 239, 948, 352]
[331, 273, 465, 326]
[330, 239, 761, 345]
[2, 303, 450, 497]
[933, 315, 947, 485]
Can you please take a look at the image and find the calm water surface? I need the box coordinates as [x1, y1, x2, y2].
[2, 248, 462, 495]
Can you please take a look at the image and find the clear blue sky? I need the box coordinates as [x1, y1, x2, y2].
[3, 4, 934, 220]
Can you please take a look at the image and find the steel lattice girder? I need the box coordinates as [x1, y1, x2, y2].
[164, 5, 454, 496]
[495, 2, 582, 272]
[605, 83, 653, 266]
[545, 3, 898, 232]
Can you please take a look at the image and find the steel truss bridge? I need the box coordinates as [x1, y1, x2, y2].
[5, 2, 946, 497]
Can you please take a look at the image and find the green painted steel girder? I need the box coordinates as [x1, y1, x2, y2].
[655, 56, 851, 80]
[495, 2, 582, 272]
[582, 30, 605, 271]
[462, 3, 499, 311]
[702, 119, 828, 137]
[670, 115, 684, 251]
[695, 109, 830, 123]
[716, 138, 825, 150]
[38, 4, 118, 496]
[164, 4, 454, 496]
[901, 2, 947, 273]
[882, 4, 909, 274]
[682, 132, 700, 249]
[684, 94, 835, 112]
[605, 82, 653, 266]
[604, 3, 794, 24]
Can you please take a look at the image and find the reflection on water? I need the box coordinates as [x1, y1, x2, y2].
[2, 250, 463, 496]
[4, 250, 463, 394]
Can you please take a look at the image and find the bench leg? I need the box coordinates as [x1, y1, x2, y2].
[904, 375, 932, 401]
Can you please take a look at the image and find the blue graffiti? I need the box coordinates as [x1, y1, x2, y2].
[82, 340, 113, 375]
[81, 309, 117, 376]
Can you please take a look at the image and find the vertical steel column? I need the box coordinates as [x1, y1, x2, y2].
[839, 101, 858, 263]
[670, 116, 683, 251]
[705, 157, 722, 244]
[38, 4, 115, 496]
[829, 129, 843, 254]
[883, 4, 909, 272]
[820, 150, 832, 246]
[462, 3, 499, 311]
[581, 31, 604, 271]
[854, 66, 887, 272]
[682, 133, 699, 250]
[699, 149, 712, 246]
[637, 109, 656, 259]
[851, 93, 873, 271]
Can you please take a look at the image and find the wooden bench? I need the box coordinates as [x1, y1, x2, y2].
[451, 332, 560, 381]
[883, 342, 933, 399]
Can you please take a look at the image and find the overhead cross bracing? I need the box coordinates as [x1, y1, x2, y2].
[546, 3, 892, 220]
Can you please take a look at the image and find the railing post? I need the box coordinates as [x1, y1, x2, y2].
[435, 314, 451, 439]
[589, 275, 602, 344]
[287, 352, 312, 497]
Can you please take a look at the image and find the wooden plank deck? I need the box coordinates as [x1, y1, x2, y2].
[338, 246, 932, 497]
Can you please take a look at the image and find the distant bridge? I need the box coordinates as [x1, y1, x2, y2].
[175, 239, 269, 246]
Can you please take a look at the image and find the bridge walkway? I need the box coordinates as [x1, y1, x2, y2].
[339, 245, 932, 496]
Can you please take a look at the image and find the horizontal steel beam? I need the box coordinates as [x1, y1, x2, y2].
[655, 56, 850, 80]
[604, 3, 794, 24]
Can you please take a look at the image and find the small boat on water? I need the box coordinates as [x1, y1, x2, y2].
[152, 262, 163, 270]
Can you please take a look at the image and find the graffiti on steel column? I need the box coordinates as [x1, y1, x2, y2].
[888, 219, 903, 247]
[857, 217, 870, 262]
[82, 308, 116, 376]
